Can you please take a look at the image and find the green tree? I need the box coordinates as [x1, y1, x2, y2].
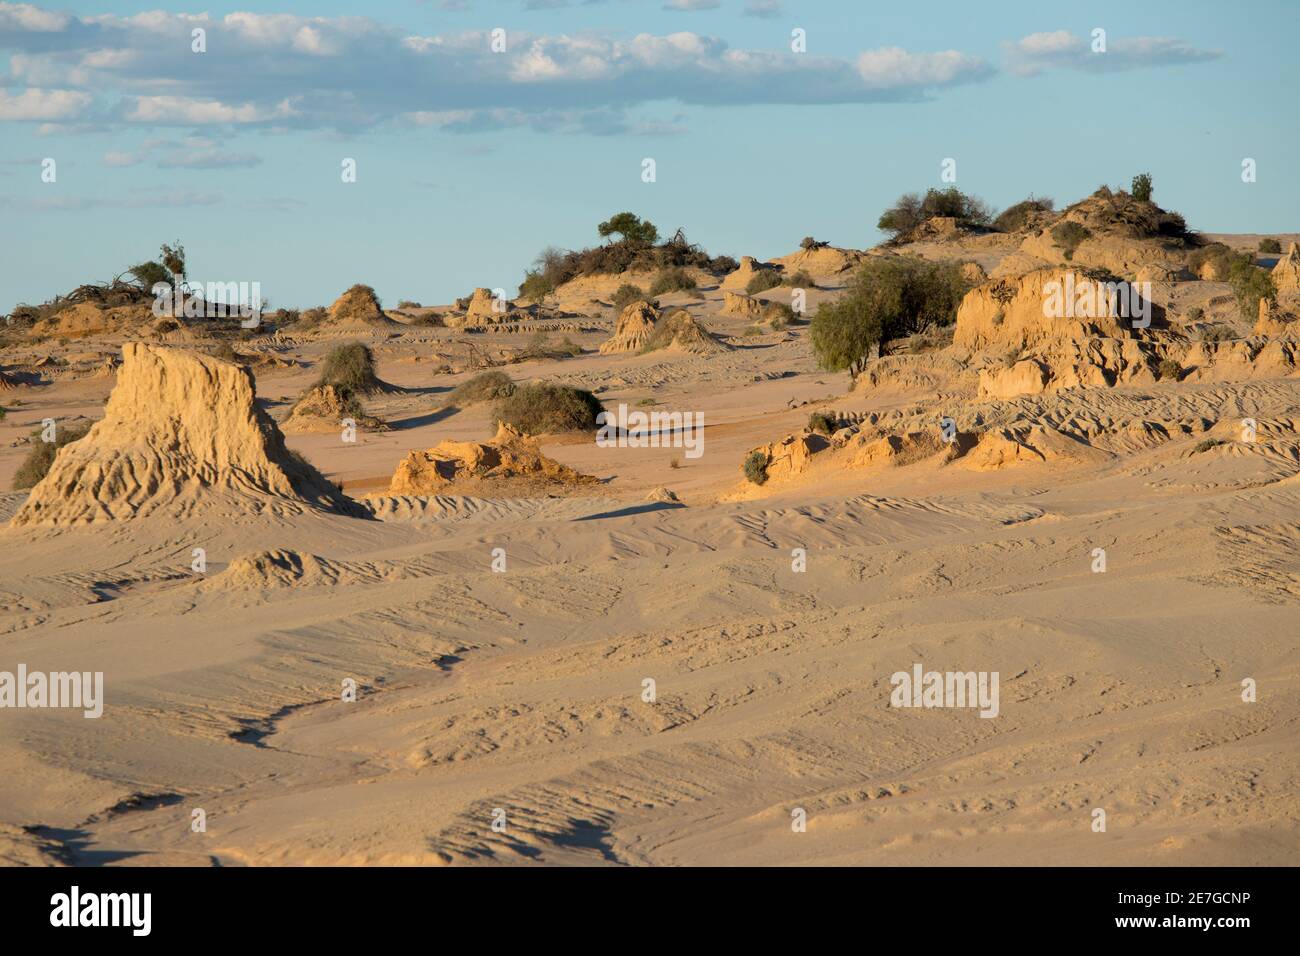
[597, 212, 659, 246]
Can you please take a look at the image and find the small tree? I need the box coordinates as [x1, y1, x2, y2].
[1130, 173, 1153, 203]
[597, 212, 659, 246]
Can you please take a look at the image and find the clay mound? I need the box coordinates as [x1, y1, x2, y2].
[721, 291, 763, 318]
[961, 425, 1111, 471]
[720, 256, 778, 292]
[600, 300, 659, 354]
[384, 422, 598, 496]
[282, 384, 388, 434]
[10, 344, 364, 526]
[445, 288, 527, 329]
[641, 310, 729, 355]
[954, 268, 1152, 351]
[1272, 242, 1300, 300]
[771, 245, 864, 277]
[326, 285, 398, 328]
[206, 549, 375, 589]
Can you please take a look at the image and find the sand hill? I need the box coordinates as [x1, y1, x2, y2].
[281, 384, 388, 434]
[642, 309, 729, 354]
[10, 344, 362, 526]
[600, 300, 659, 354]
[384, 422, 597, 496]
[324, 285, 399, 330]
[771, 245, 865, 277]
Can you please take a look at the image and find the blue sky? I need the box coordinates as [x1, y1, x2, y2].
[2, 0, 1297, 310]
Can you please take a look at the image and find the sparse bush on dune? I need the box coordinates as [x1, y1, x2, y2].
[808, 411, 835, 436]
[800, 236, 828, 251]
[395, 299, 421, 310]
[742, 450, 770, 485]
[744, 270, 782, 296]
[518, 331, 583, 361]
[492, 382, 604, 435]
[315, 341, 382, 393]
[648, 267, 699, 297]
[1259, 238, 1282, 254]
[518, 270, 555, 302]
[781, 270, 815, 289]
[611, 283, 647, 312]
[992, 196, 1055, 233]
[1051, 221, 1091, 260]
[211, 341, 242, 363]
[877, 187, 992, 240]
[1157, 357, 1183, 382]
[14, 422, 91, 489]
[1227, 256, 1276, 319]
[810, 257, 970, 382]
[523, 216, 733, 291]
[1130, 173, 1154, 203]
[444, 370, 516, 406]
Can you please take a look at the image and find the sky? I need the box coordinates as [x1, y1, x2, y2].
[1, 0, 1297, 310]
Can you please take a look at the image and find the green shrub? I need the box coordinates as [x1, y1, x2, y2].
[1157, 358, 1183, 381]
[445, 370, 516, 406]
[877, 187, 993, 240]
[316, 341, 381, 393]
[395, 299, 421, 310]
[1258, 238, 1282, 254]
[493, 382, 604, 434]
[742, 450, 769, 485]
[781, 270, 815, 289]
[745, 270, 782, 295]
[517, 270, 555, 302]
[810, 257, 970, 382]
[1193, 437, 1227, 454]
[1130, 173, 1153, 203]
[808, 411, 836, 436]
[1226, 255, 1276, 319]
[800, 236, 827, 251]
[13, 422, 91, 489]
[648, 267, 698, 297]
[128, 260, 171, 290]
[611, 283, 647, 312]
[1051, 221, 1091, 260]
[598, 212, 659, 245]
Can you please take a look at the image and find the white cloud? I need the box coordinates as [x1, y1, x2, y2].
[0, 9, 994, 133]
[1005, 30, 1220, 76]
[743, 1, 783, 18]
[0, 86, 91, 120]
[0, 2, 70, 32]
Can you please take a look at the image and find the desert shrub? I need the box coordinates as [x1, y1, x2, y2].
[316, 341, 379, 392]
[1226, 255, 1277, 319]
[395, 299, 421, 310]
[526, 218, 729, 292]
[294, 307, 327, 328]
[808, 411, 836, 436]
[1130, 173, 1154, 203]
[1157, 357, 1183, 381]
[877, 187, 993, 240]
[1051, 221, 1091, 260]
[1193, 438, 1227, 454]
[766, 302, 796, 330]
[1185, 306, 1205, 323]
[611, 283, 647, 312]
[742, 450, 769, 485]
[13, 422, 91, 489]
[810, 257, 970, 382]
[518, 331, 582, 361]
[445, 370, 516, 406]
[493, 382, 604, 434]
[1187, 243, 1234, 277]
[1198, 324, 1234, 343]
[992, 196, 1055, 233]
[1258, 238, 1282, 254]
[648, 267, 698, 297]
[708, 254, 739, 274]
[211, 341, 241, 363]
[745, 270, 782, 296]
[782, 270, 815, 289]
[128, 260, 171, 290]
[743, 325, 763, 337]
[800, 236, 828, 251]
[518, 270, 555, 302]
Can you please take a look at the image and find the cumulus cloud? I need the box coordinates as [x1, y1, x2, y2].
[101, 136, 263, 169]
[1005, 30, 1221, 76]
[0, 7, 993, 133]
[0, 86, 91, 120]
